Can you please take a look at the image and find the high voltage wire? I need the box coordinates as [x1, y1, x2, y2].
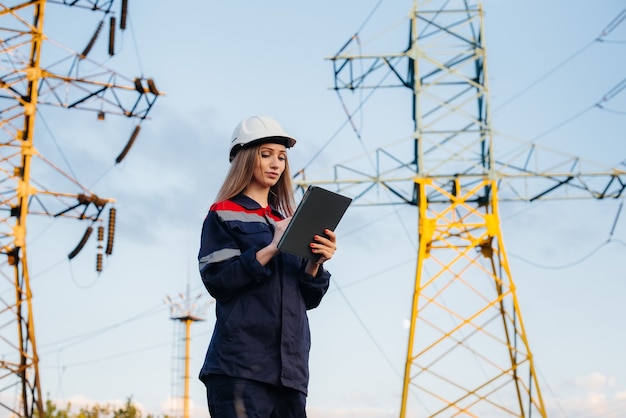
[38, 282, 209, 363]
[39, 302, 169, 355]
[295, 72, 385, 173]
[510, 238, 625, 270]
[493, 39, 595, 113]
[37, 111, 80, 183]
[530, 104, 595, 143]
[40, 326, 214, 373]
[295, 0, 392, 174]
[493, 8, 626, 113]
[531, 78, 626, 143]
[331, 280, 403, 377]
[500, 9, 626, 145]
[509, 200, 624, 270]
[44, 340, 171, 370]
[482, 4, 626, 246]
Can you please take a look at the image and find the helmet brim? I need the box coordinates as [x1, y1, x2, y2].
[229, 135, 296, 162]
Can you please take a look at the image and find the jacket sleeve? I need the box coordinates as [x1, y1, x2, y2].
[298, 264, 331, 310]
[198, 211, 272, 302]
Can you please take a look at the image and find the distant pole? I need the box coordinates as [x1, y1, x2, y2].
[166, 285, 209, 418]
[183, 317, 192, 418]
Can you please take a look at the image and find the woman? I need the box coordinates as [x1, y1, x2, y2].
[197, 115, 337, 417]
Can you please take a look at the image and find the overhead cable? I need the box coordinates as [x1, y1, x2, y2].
[531, 77, 626, 142]
[39, 302, 168, 355]
[510, 200, 625, 270]
[295, 0, 386, 174]
[595, 76, 626, 114]
[331, 279, 403, 378]
[494, 8, 626, 112]
[597, 8, 626, 40]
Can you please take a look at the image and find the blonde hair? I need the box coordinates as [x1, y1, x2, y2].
[215, 145, 296, 217]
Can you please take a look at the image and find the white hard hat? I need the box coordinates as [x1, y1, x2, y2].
[229, 115, 296, 162]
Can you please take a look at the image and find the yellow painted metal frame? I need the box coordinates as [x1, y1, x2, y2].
[11, 1, 46, 416]
[0, 2, 159, 415]
[400, 177, 546, 417]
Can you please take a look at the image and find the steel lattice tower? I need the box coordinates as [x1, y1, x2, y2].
[295, 1, 625, 416]
[166, 286, 209, 418]
[0, 1, 160, 416]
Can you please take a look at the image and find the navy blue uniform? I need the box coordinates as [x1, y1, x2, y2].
[198, 193, 330, 397]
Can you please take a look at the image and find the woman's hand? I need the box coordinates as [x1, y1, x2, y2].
[270, 217, 292, 248]
[257, 217, 292, 266]
[305, 228, 337, 275]
[311, 229, 336, 263]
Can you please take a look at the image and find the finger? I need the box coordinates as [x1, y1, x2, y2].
[313, 244, 336, 260]
[310, 243, 334, 257]
[314, 234, 336, 248]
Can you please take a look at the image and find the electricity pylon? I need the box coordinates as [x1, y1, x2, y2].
[295, 1, 625, 416]
[166, 286, 209, 418]
[0, 1, 160, 416]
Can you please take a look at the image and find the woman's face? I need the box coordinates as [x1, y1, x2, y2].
[251, 143, 287, 189]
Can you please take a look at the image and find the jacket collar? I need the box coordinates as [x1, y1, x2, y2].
[231, 193, 260, 210]
[232, 193, 283, 219]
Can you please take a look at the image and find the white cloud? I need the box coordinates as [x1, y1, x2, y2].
[546, 372, 626, 417]
[161, 395, 209, 418]
[574, 371, 612, 392]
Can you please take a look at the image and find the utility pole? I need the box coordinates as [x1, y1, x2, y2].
[0, 1, 160, 416]
[294, 1, 625, 416]
[166, 286, 209, 418]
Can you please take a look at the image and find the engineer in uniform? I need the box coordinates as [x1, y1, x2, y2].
[197, 115, 337, 417]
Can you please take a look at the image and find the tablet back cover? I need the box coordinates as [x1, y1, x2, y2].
[278, 186, 352, 261]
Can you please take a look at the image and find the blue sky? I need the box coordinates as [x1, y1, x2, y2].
[14, 1, 626, 417]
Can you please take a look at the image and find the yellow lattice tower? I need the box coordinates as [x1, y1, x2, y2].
[294, 1, 625, 416]
[402, 177, 544, 416]
[0, 1, 160, 416]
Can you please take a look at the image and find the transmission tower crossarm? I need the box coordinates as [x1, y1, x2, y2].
[295, 165, 626, 206]
[328, 51, 412, 90]
[44, 0, 116, 13]
[37, 71, 162, 118]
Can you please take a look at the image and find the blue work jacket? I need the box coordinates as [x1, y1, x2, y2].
[197, 193, 331, 395]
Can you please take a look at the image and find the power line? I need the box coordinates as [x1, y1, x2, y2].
[530, 104, 595, 142]
[493, 40, 595, 113]
[37, 111, 80, 183]
[530, 76, 626, 142]
[331, 279, 403, 377]
[493, 8, 626, 113]
[510, 240, 613, 270]
[46, 340, 171, 370]
[39, 303, 168, 355]
[297, 1, 400, 174]
[509, 200, 624, 270]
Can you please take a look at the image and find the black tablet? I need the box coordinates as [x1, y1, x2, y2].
[278, 186, 352, 261]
